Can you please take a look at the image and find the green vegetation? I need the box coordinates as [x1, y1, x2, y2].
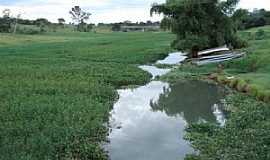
[151, 0, 245, 57]
[185, 93, 270, 160]
[0, 32, 174, 159]
[225, 26, 270, 94]
[162, 26, 270, 160]
[233, 8, 270, 30]
[164, 25, 270, 98]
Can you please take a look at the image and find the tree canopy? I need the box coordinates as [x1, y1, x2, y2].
[233, 8, 270, 30]
[58, 18, 65, 25]
[151, 0, 244, 57]
[69, 6, 92, 32]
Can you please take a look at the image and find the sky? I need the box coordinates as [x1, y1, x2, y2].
[0, 0, 270, 24]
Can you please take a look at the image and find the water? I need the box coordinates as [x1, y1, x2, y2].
[157, 52, 187, 65]
[139, 65, 171, 79]
[106, 53, 226, 160]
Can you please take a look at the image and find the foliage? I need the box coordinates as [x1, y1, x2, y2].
[255, 29, 265, 40]
[0, 9, 13, 33]
[151, 0, 242, 56]
[0, 17, 12, 32]
[35, 18, 50, 33]
[233, 8, 270, 30]
[77, 23, 94, 32]
[185, 94, 270, 160]
[0, 32, 174, 159]
[112, 23, 121, 31]
[163, 26, 270, 160]
[58, 18, 65, 25]
[69, 6, 91, 32]
[16, 25, 40, 34]
[224, 54, 262, 73]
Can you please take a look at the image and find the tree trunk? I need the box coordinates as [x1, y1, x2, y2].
[191, 46, 199, 58]
[13, 19, 18, 34]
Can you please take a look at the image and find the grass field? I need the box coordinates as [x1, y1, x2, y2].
[225, 26, 270, 93]
[0, 32, 174, 159]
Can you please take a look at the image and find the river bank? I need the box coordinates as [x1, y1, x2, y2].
[158, 26, 270, 160]
[106, 53, 229, 160]
[159, 63, 270, 159]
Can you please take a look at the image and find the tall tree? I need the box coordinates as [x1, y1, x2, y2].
[0, 9, 12, 33]
[69, 6, 91, 31]
[151, 0, 244, 57]
[2, 9, 11, 18]
[58, 18, 66, 28]
[58, 18, 65, 25]
[13, 13, 21, 34]
[35, 18, 50, 32]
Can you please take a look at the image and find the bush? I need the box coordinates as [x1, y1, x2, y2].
[185, 94, 270, 160]
[263, 91, 270, 102]
[255, 29, 265, 40]
[230, 35, 248, 49]
[225, 54, 262, 73]
[0, 17, 12, 33]
[172, 35, 210, 56]
[236, 79, 248, 92]
[249, 85, 260, 97]
[256, 91, 266, 101]
[216, 76, 230, 85]
[14, 25, 40, 34]
[229, 78, 239, 88]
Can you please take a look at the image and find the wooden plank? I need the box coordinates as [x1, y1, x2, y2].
[198, 53, 237, 60]
[195, 53, 245, 65]
[198, 45, 230, 56]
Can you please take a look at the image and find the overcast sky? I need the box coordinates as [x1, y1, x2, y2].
[0, 0, 269, 24]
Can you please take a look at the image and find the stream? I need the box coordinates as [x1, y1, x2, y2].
[106, 52, 226, 160]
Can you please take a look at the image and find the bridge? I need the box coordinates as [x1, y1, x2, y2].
[120, 25, 160, 32]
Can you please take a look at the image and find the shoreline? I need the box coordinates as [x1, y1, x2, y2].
[159, 61, 270, 160]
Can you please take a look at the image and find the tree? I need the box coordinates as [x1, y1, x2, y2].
[230, 8, 270, 30]
[232, 9, 250, 30]
[151, 0, 244, 57]
[112, 23, 121, 31]
[58, 18, 65, 25]
[13, 13, 22, 34]
[35, 18, 50, 32]
[2, 9, 11, 18]
[69, 6, 91, 31]
[58, 18, 65, 28]
[0, 9, 12, 33]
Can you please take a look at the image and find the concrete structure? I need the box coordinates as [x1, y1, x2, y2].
[120, 25, 160, 32]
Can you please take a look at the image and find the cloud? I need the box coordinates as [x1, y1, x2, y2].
[0, 0, 165, 23]
[0, 0, 269, 23]
[238, 0, 270, 10]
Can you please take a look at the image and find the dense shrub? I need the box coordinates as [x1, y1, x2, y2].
[225, 54, 262, 73]
[185, 94, 270, 160]
[255, 29, 266, 40]
[0, 17, 12, 33]
[13, 25, 40, 34]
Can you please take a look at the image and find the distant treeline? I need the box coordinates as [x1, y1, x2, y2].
[0, 15, 160, 34]
[98, 21, 160, 31]
[234, 8, 270, 30]
[0, 17, 95, 34]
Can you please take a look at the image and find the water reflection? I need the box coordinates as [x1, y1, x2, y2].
[139, 65, 171, 79]
[107, 53, 226, 160]
[107, 81, 193, 160]
[157, 52, 187, 65]
[151, 80, 226, 124]
[107, 80, 226, 160]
